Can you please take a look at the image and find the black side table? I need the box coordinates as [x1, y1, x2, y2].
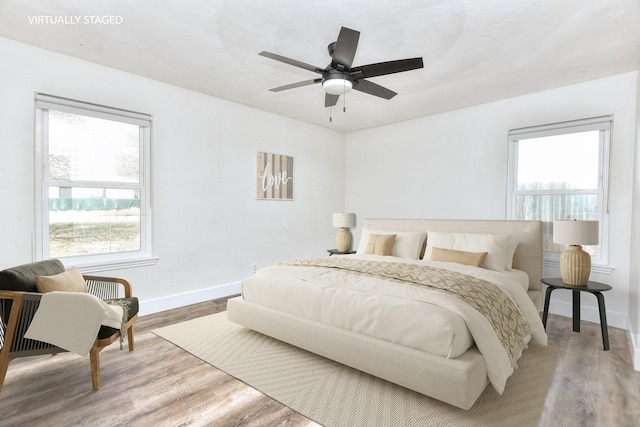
[541, 278, 612, 350]
[327, 249, 356, 256]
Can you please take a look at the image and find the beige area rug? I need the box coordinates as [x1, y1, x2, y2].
[153, 312, 559, 427]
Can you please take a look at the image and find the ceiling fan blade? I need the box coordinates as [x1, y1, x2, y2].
[259, 51, 324, 74]
[268, 79, 322, 92]
[351, 57, 424, 79]
[353, 79, 397, 100]
[331, 27, 360, 70]
[325, 93, 340, 107]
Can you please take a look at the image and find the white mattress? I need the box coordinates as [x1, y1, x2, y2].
[241, 254, 532, 360]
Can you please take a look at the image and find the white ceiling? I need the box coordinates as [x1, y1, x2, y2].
[1, 0, 639, 133]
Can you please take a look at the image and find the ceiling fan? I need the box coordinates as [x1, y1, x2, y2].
[260, 26, 424, 108]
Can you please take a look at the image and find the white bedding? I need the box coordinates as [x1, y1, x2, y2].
[241, 254, 547, 393]
[418, 256, 531, 292]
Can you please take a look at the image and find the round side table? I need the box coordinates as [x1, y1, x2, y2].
[541, 278, 611, 351]
[327, 249, 356, 256]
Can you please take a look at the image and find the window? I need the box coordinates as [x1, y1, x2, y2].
[35, 93, 154, 270]
[507, 116, 611, 268]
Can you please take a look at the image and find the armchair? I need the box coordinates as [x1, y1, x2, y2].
[0, 259, 138, 394]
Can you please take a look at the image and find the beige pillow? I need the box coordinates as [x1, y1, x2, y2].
[430, 247, 488, 267]
[425, 231, 511, 271]
[35, 266, 88, 293]
[364, 234, 396, 256]
[356, 230, 426, 259]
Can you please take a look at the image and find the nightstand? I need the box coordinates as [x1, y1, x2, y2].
[541, 278, 611, 350]
[327, 249, 356, 256]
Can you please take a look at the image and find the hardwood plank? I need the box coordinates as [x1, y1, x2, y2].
[1, 298, 639, 426]
[540, 314, 640, 427]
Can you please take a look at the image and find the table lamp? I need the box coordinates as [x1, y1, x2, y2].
[333, 213, 355, 252]
[553, 220, 599, 286]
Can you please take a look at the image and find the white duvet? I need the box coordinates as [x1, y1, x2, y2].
[241, 254, 547, 393]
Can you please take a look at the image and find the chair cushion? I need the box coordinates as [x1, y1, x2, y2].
[0, 260, 65, 292]
[98, 297, 139, 339]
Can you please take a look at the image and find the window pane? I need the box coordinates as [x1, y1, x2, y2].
[515, 194, 597, 253]
[516, 131, 599, 190]
[48, 110, 140, 183]
[48, 186, 141, 257]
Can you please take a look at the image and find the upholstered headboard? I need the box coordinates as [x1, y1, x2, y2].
[361, 218, 544, 310]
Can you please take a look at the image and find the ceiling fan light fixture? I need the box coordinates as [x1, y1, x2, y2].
[323, 78, 353, 95]
[261, 26, 423, 106]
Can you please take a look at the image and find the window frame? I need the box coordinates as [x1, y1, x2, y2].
[34, 93, 155, 272]
[506, 115, 612, 271]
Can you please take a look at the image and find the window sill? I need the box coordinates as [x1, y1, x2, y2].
[65, 257, 159, 274]
[543, 259, 614, 275]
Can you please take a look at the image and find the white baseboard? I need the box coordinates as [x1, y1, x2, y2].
[547, 299, 626, 330]
[139, 281, 241, 316]
[628, 328, 640, 371]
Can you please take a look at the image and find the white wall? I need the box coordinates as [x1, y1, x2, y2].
[629, 70, 640, 368]
[345, 72, 638, 330]
[0, 37, 345, 314]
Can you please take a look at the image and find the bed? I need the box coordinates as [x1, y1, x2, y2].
[227, 218, 547, 409]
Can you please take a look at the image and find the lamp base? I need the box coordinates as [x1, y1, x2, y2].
[560, 245, 591, 286]
[336, 227, 352, 252]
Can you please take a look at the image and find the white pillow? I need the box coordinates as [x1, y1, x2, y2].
[504, 237, 519, 271]
[356, 229, 378, 254]
[356, 229, 427, 259]
[424, 231, 511, 271]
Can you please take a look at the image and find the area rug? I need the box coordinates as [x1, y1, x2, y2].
[153, 312, 559, 427]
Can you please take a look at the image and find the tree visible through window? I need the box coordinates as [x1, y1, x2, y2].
[35, 94, 152, 267]
[507, 116, 611, 265]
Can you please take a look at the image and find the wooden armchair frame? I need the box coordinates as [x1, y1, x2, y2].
[0, 275, 137, 395]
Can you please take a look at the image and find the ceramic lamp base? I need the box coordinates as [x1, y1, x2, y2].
[336, 227, 352, 252]
[560, 245, 591, 286]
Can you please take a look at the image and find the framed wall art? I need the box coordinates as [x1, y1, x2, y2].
[256, 151, 294, 200]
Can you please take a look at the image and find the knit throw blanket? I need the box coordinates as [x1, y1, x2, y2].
[281, 257, 531, 368]
[105, 299, 130, 349]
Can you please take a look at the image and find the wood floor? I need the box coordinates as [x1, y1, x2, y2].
[1, 297, 639, 427]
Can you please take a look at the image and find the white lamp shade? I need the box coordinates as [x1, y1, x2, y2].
[323, 78, 353, 95]
[333, 212, 355, 228]
[553, 220, 599, 245]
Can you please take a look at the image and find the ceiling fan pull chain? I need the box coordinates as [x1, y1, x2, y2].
[343, 81, 347, 113]
[329, 106, 333, 122]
